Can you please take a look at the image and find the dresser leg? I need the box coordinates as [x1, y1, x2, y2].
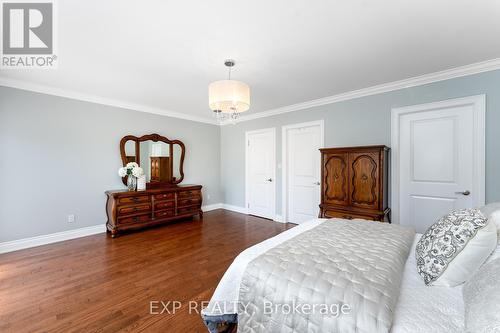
[110, 229, 118, 238]
[199, 210, 203, 219]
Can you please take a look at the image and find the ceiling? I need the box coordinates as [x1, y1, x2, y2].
[1, 0, 500, 123]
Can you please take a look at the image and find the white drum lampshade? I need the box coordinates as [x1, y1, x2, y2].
[208, 79, 250, 114]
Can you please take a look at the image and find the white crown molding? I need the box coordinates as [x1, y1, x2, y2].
[0, 224, 106, 254]
[221, 57, 500, 125]
[2, 58, 500, 127]
[0, 77, 218, 126]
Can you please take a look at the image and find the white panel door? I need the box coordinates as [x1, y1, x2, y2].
[285, 123, 323, 224]
[398, 98, 484, 233]
[246, 129, 276, 220]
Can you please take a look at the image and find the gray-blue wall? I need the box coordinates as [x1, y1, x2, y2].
[0, 87, 221, 242]
[2, 69, 500, 242]
[221, 69, 500, 213]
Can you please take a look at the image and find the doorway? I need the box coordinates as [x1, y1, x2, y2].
[282, 120, 324, 224]
[391, 95, 485, 232]
[245, 128, 276, 220]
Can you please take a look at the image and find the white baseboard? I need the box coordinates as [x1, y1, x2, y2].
[0, 204, 280, 254]
[0, 224, 106, 254]
[274, 215, 285, 223]
[222, 204, 249, 214]
[221, 204, 285, 223]
[202, 203, 223, 212]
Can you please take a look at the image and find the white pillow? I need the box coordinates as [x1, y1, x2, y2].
[438, 220, 497, 286]
[479, 202, 500, 240]
[416, 208, 497, 286]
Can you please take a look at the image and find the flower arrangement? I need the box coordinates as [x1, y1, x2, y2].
[118, 162, 144, 191]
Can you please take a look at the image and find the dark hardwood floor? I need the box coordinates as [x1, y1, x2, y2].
[0, 210, 294, 333]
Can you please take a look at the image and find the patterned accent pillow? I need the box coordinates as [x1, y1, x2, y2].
[416, 208, 489, 286]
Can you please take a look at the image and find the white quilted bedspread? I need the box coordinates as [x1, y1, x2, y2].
[392, 235, 466, 333]
[238, 219, 415, 333]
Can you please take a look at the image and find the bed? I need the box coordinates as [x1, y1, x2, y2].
[202, 217, 500, 333]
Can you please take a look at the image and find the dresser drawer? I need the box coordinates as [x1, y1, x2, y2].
[154, 193, 175, 201]
[155, 201, 175, 210]
[118, 195, 150, 205]
[154, 209, 175, 219]
[323, 209, 376, 221]
[118, 204, 151, 216]
[178, 198, 201, 207]
[118, 214, 150, 225]
[178, 190, 201, 199]
[177, 206, 200, 215]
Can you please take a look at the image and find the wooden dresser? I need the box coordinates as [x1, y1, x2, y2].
[105, 185, 202, 236]
[319, 145, 390, 222]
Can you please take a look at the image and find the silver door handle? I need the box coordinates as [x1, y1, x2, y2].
[313, 182, 320, 185]
[267, 178, 273, 182]
[455, 190, 471, 196]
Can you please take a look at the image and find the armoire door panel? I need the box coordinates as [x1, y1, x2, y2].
[323, 153, 349, 206]
[349, 152, 380, 210]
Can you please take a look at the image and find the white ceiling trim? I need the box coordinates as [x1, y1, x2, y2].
[0, 77, 218, 125]
[1, 57, 500, 127]
[221, 57, 500, 125]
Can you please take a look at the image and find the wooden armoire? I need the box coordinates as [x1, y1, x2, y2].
[150, 156, 171, 182]
[319, 145, 390, 222]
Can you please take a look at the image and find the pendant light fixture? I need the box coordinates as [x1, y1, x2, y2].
[208, 59, 250, 122]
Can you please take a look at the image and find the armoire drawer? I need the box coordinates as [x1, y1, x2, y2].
[323, 209, 377, 221]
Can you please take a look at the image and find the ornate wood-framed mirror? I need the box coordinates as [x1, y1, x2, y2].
[119, 133, 185, 188]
